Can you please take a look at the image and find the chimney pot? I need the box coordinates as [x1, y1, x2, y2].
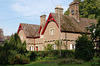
[55, 5, 63, 14]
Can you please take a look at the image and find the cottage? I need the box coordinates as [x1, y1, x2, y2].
[17, 0, 97, 51]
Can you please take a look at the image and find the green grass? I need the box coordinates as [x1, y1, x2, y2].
[5, 57, 100, 66]
[6, 62, 97, 66]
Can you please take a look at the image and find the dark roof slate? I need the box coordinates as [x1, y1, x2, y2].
[51, 13, 97, 33]
[20, 23, 40, 37]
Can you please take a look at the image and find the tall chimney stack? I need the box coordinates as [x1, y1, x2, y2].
[55, 5, 63, 14]
[69, 0, 80, 22]
[40, 15, 46, 26]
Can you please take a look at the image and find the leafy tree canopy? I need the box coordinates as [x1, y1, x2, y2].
[64, 0, 100, 19]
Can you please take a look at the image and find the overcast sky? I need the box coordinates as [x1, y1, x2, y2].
[0, 0, 73, 36]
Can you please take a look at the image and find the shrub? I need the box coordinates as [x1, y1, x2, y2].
[0, 45, 3, 52]
[20, 55, 30, 64]
[8, 50, 18, 64]
[0, 33, 29, 65]
[28, 50, 75, 62]
[75, 34, 94, 61]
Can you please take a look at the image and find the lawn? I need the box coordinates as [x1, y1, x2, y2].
[7, 57, 99, 66]
[6, 62, 96, 66]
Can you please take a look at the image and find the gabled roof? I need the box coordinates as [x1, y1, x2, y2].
[51, 13, 97, 32]
[17, 23, 40, 38]
[41, 13, 97, 35]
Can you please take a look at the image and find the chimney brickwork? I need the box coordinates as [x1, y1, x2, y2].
[55, 5, 63, 14]
[40, 15, 46, 26]
[69, 1, 80, 22]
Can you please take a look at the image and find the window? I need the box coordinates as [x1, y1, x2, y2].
[42, 46, 44, 51]
[70, 44, 75, 50]
[71, 10, 74, 15]
[50, 29, 54, 36]
[53, 44, 57, 50]
[38, 46, 40, 51]
[30, 46, 34, 51]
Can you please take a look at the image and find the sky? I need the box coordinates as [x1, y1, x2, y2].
[0, 0, 73, 36]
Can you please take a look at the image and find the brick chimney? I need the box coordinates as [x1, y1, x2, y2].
[55, 5, 63, 14]
[69, 0, 80, 22]
[40, 15, 46, 26]
[0, 28, 4, 41]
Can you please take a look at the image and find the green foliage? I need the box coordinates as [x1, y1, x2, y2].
[75, 34, 94, 61]
[64, 8, 70, 15]
[79, 0, 100, 19]
[0, 33, 28, 65]
[0, 45, 3, 52]
[88, 14, 96, 19]
[44, 44, 53, 51]
[55, 40, 67, 50]
[28, 50, 75, 62]
[87, 17, 100, 57]
[64, 0, 100, 19]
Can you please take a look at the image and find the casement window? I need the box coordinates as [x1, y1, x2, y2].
[50, 28, 54, 36]
[53, 44, 57, 50]
[38, 46, 40, 51]
[42, 46, 44, 51]
[30, 46, 34, 51]
[70, 44, 75, 50]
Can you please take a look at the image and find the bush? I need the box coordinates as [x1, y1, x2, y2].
[20, 55, 30, 64]
[0, 33, 29, 65]
[75, 35, 94, 61]
[28, 50, 75, 61]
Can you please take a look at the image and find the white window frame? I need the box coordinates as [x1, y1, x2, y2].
[30, 46, 34, 51]
[38, 46, 40, 51]
[70, 44, 75, 50]
[49, 28, 55, 36]
[53, 44, 57, 50]
[42, 46, 44, 51]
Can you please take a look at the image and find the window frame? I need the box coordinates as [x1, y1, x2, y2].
[49, 28, 55, 36]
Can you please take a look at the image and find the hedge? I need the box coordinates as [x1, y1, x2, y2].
[27, 50, 75, 61]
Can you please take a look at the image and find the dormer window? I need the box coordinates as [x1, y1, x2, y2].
[71, 10, 74, 15]
[50, 28, 54, 36]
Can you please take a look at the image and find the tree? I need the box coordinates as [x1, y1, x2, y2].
[87, 16, 100, 57]
[0, 33, 29, 65]
[64, 8, 70, 15]
[64, 0, 100, 19]
[79, 0, 100, 19]
[75, 34, 94, 61]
